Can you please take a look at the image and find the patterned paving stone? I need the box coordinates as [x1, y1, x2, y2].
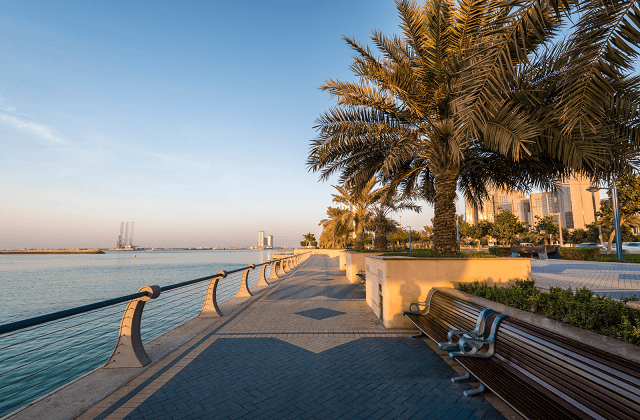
[294, 307, 346, 320]
[531, 260, 640, 298]
[81, 255, 506, 420]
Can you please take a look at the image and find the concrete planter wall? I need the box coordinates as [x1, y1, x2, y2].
[345, 252, 382, 283]
[437, 287, 640, 365]
[365, 256, 531, 328]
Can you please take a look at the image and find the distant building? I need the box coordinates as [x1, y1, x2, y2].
[465, 176, 601, 230]
[465, 190, 528, 224]
[258, 231, 265, 248]
[267, 235, 273, 248]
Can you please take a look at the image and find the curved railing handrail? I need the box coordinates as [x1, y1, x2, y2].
[0, 292, 149, 336]
[0, 255, 300, 337]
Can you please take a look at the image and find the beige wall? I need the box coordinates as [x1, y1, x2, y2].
[345, 252, 381, 283]
[365, 256, 531, 328]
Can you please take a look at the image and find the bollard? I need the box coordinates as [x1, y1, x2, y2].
[277, 258, 287, 276]
[105, 284, 161, 368]
[235, 264, 255, 297]
[268, 259, 280, 280]
[199, 270, 227, 318]
[256, 261, 270, 286]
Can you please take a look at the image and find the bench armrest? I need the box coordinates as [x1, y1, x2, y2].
[449, 314, 509, 359]
[437, 309, 494, 351]
[403, 302, 428, 314]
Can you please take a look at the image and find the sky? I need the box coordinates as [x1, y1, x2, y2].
[1, 1, 465, 249]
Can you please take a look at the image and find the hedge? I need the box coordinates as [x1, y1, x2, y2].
[381, 249, 495, 258]
[488, 246, 511, 257]
[458, 280, 640, 346]
[559, 247, 601, 260]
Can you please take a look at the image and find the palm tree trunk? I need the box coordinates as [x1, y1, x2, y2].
[354, 218, 364, 250]
[373, 219, 388, 251]
[432, 170, 459, 254]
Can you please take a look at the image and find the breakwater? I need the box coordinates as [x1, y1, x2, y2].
[0, 249, 105, 254]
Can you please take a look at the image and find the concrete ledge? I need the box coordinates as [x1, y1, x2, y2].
[365, 256, 531, 328]
[3, 284, 274, 420]
[436, 287, 640, 365]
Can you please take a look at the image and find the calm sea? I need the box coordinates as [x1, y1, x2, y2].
[0, 249, 282, 416]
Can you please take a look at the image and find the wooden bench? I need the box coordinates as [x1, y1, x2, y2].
[448, 316, 640, 420]
[405, 289, 640, 419]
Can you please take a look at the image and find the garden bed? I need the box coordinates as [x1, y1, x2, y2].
[457, 280, 640, 346]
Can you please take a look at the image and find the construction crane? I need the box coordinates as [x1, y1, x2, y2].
[124, 223, 130, 247]
[116, 222, 124, 249]
[129, 222, 135, 248]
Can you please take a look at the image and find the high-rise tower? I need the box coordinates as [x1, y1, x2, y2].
[258, 231, 265, 248]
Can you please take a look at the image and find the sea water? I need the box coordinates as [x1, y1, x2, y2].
[0, 249, 281, 416]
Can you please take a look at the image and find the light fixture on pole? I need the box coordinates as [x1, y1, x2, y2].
[403, 226, 412, 252]
[586, 186, 604, 245]
[587, 182, 623, 260]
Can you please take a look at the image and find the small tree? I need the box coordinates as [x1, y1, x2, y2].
[491, 210, 527, 245]
[598, 174, 640, 254]
[301, 232, 316, 248]
[534, 216, 559, 245]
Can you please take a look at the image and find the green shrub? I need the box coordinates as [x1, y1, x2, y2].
[559, 247, 600, 260]
[381, 249, 496, 258]
[596, 254, 640, 263]
[457, 280, 640, 346]
[488, 246, 511, 257]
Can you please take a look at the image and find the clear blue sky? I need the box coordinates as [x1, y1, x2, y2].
[0, 0, 461, 249]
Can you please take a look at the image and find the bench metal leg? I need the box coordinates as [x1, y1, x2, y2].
[451, 371, 476, 383]
[463, 384, 485, 397]
[410, 331, 425, 338]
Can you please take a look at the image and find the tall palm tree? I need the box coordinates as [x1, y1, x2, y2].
[318, 207, 352, 249]
[308, 0, 640, 254]
[330, 180, 381, 249]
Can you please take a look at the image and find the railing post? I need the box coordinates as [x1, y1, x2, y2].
[199, 270, 227, 318]
[283, 258, 292, 273]
[256, 261, 270, 286]
[235, 264, 255, 297]
[268, 259, 280, 280]
[105, 284, 161, 368]
[277, 258, 287, 276]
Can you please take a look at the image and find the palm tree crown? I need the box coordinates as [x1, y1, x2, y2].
[309, 0, 640, 253]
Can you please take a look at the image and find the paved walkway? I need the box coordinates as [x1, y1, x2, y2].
[531, 260, 640, 299]
[79, 255, 506, 420]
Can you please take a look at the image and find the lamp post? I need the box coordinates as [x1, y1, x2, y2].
[586, 186, 604, 245]
[403, 226, 412, 252]
[456, 216, 461, 252]
[587, 182, 623, 260]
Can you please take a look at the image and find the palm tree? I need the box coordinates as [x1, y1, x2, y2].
[309, 0, 640, 254]
[369, 191, 421, 250]
[318, 207, 352, 249]
[330, 180, 381, 250]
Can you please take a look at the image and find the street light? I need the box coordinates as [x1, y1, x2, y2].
[586, 185, 604, 245]
[403, 226, 412, 252]
[587, 182, 623, 260]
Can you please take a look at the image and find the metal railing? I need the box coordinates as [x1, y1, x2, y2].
[0, 252, 311, 417]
